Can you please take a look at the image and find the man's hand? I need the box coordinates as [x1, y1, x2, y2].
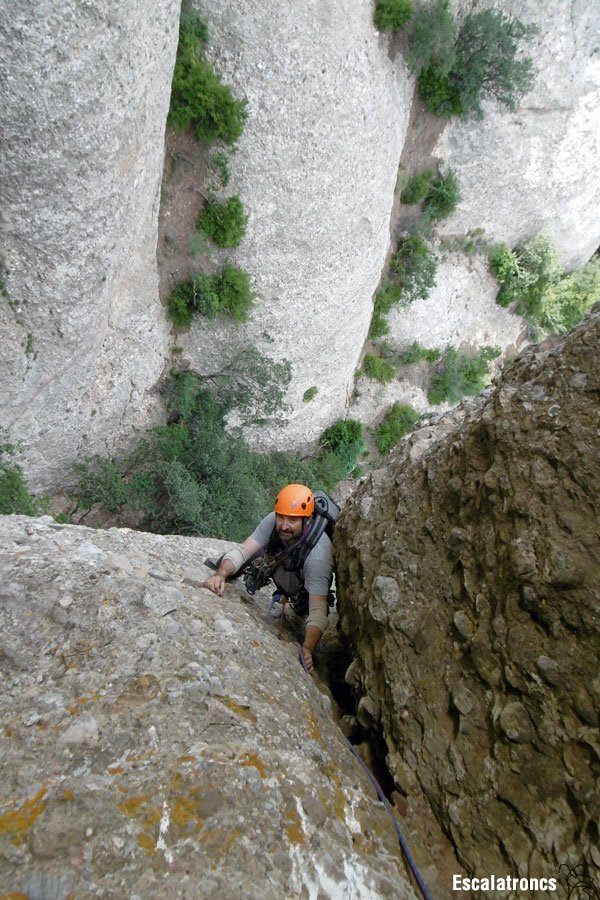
[300, 645, 314, 673]
[204, 573, 227, 596]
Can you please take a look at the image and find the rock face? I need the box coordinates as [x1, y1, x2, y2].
[436, 0, 600, 269]
[0, 0, 179, 491]
[0, 516, 416, 898]
[183, 0, 411, 451]
[335, 306, 600, 882]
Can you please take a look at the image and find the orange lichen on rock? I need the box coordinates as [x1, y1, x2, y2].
[240, 752, 266, 779]
[0, 787, 48, 844]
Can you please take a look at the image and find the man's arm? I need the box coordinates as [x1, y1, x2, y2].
[204, 536, 262, 596]
[300, 595, 328, 673]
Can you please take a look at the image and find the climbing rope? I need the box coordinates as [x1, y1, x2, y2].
[297, 644, 432, 900]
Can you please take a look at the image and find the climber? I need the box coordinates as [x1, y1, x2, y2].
[204, 483, 335, 673]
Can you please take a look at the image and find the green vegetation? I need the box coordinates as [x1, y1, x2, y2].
[167, 262, 255, 328]
[390, 233, 437, 304]
[209, 151, 231, 188]
[369, 283, 401, 340]
[168, 12, 247, 144]
[319, 419, 366, 478]
[427, 346, 500, 405]
[417, 8, 536, 119]
[373, 0, 414, 32]
[197, 196, 248, 248]
[0, 434, 48, 516]
[72, 374, 363, 541]
[303, 386, 318, 402]
[400, 169, 434, 205]
[422, 169, 461, 221]
[406, 0, 457, 76]
[373, 403, 420, 454]
[396, 341, 442, 365]
[362, 353, 396, 384]
[490, 236, 600, 335]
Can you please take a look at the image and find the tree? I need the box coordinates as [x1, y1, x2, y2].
[406, 0, 457, 76]
[418, 8, 536, 119]
[450, 9, 536, 118]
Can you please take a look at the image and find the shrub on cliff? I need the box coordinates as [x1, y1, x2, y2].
[390, 233, 437, 304]
[400, 169, 435, 205]
[418, 8, 536, 119]
[374, 403, 420, 454]
[491, 236, 600, 335]
[71, 371, 351, 541]
[319, 419, 366, 478]
[362, 353, 396, 384]
[168, 263, 255, 329]
[168, 14, 247, 145]
[373, 0, 414, 32]
[197, 196, 248, 248]
[0, 435, 48, 516]
[406, 0, 457, 75]
[422, 169, 461, 221]
[427, 346, 500, 404]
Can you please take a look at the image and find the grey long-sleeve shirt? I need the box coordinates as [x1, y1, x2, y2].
[249, 512, 334, 597]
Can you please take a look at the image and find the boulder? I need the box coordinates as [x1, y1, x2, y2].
[335, 305, 600, 881]
[0, 515, 416, 898]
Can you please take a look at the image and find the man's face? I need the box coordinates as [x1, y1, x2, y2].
[275, 514, 305, 543]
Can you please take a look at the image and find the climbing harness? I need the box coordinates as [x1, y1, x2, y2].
[297, 646, 432, 900]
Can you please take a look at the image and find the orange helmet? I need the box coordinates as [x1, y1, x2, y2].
[274, 484, 314, 517]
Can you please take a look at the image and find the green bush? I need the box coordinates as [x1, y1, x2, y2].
[362, 353, 396, 384]
[491, 237, 600, 335]
[427, 346, 500, 405]
[540, 258, 600, 334]
[168, 15, 247, 144]
[167, 263, 255, 328]
[303, 386, 318, 402]
[209, 151, 230, 188]
[396, 341, 442, 365]
[418, 9, 536, 120]
[406, 0, 457, 76]
[374, 403, 420, 453]
[489, 243, 517, 286]
[450, 10, 536, 119]
[193, 263, 255, 322]
[401, 169, 435, 205]
[72, 456, 129, 513]
[0, 436, 48, 516]
[197, 196, 248, 248]
[168, 282, 196, 328]
[390, 234, 437, 304]
[373, 0, 414, 32]
[319, 419, 365, 477]
[423, 169, 461, 221]
[418, 62, 463, 117]
[71, 373, 351, 541]
[368, 310, 391, 340]
[368, 282, 402, 338]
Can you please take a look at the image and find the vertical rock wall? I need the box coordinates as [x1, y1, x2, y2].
[0, 0, 180, 490]
[437, 0, 600, 268]
[335, 306, 600, 881]
[182, 0, 411, 451]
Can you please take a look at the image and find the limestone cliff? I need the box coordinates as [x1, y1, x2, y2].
[181, 0, 411, 452]
[0, 517, 416, 898]
[0, 0, 179, 491]
[2, 0, 599, 500]
[437, 0, 600, 270]
[336, 305, 600, 884]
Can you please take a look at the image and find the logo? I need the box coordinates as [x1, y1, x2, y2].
[560, 864, 600, 899]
